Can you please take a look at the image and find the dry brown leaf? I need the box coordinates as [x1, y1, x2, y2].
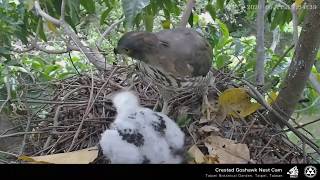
[18, 146, 98, 164]
[203, 155, 219, 164]
[199, 125, 220, 133]
[205, 136, 250, 164]
[199, 117, 211, 124]
[187, 145, 205, 164]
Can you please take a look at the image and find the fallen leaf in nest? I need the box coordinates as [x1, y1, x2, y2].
[205, 136, 250, 164]
[18, 146, 98, 164]
[199, 117, 211, 124]
[267, 91, 278, 105]
[218, 88, 261, 118]
[199, 125, 220, 133]
[203, 155, 219, 164]
[187, 145, 205, 164]
[187, 145, 219, 164]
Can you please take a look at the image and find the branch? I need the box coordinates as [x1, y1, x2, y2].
[12, 42, 79, 54]
[309, 72, 320, 94]
[60, 0, 66, 21]
[179, 0, 195, 27]
[34, 0, 60, 25]
[96, 17, 125, 49]
[34, 0, 111, 71]
[35, 44, 79, 54]
[61, 23, 110, 71]
[270, 27, 280, 52]
[255, 0, 266, 87]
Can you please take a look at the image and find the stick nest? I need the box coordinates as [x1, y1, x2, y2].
[0, 65, 314, 164]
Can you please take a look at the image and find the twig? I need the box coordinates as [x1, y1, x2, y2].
[19, 113, 32, 155]
[96, 17, 125, 48]
[68, 52, 81, 75]
[256, 135, 275, 158]
[0, 99, 110, 104]
[68, 71, 96, 152]
[0, 150, 18, 157]
[240, 118, 257, 143]
[0, 131, 48, 138]
[283, 118, 320, 131]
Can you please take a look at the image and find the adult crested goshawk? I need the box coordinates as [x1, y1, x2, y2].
[114, 27, 213, 115]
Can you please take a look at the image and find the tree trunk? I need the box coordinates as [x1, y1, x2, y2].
[266, 0, 320, 127]
[255, 0, 266, 87]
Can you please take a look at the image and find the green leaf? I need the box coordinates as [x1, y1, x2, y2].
[122, 0, 150, 27]
[144, 14, 154, 32]
[39, 20, 47, 42]
[233, 0, 240, 5]
[216, 54, 225, 68]
[234, 39, 243, 56]
[266, 9, 273, 23]
[31, 61, 43, 71]
[216, 0, 225, 10]
[25, 0, 34, 11]
[43, 65, 60, 77]
[217, 20, 229, 38]
[205, 3, 216, 20]
[0, 47, 11, 60]
[80, 0, 95, 13]
[163, 0, 173, 11]
[8, 66, 28, 74]
[57, 72, 75, 79]
[67, 0, 80, 26]
[193, 13, 199, 26]
[188, 12, 193, 27]
[100, 8, 112, 25]
[162, 0, 180, 16]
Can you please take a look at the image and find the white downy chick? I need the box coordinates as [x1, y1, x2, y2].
[134, 108, 185, 163]
[99, 91, 185, 164]
[99, 129, 144, 164]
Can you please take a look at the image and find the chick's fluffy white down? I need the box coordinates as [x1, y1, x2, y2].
[99, 91, 185, 164]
